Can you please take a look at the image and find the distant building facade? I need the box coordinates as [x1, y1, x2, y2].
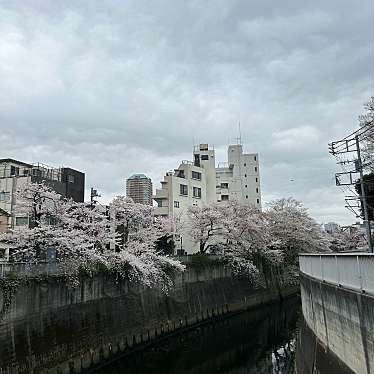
[153, 143, 261, 254]
[0, 158, 85, 233]
[126, 174, 153, 205]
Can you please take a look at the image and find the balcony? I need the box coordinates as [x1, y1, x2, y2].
[154, 206, 169, 216]
[154, 189, 168, 199]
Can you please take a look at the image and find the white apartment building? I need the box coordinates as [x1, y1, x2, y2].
[216, 144, 261, 207]
[153, 144, 261, 254]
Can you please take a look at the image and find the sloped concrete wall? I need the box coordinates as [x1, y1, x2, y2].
[0, 265, 296, 374]
[298, 275, 374, 374]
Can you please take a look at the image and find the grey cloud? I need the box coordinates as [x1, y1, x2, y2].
[1, 0, 373, 225]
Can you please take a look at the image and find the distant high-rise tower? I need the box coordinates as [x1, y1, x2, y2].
[126, 174, 153, 205]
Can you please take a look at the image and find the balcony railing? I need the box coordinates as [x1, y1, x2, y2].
[299, 253, 374, 296]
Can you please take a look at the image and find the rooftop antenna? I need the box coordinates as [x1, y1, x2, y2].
[235, 121, 242, 145]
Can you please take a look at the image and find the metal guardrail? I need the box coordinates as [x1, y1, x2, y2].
[299, 253, 374, 296]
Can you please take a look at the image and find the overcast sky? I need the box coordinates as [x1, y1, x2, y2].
[1, 1, 373, 225]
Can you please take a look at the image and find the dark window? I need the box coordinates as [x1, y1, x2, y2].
[246, 195, 248, 199]
[244, 174, 247, 177]
[10, 166, 19, 176]
[256, 178, 258, 182]
[221, 195, 229, 201]
[254, 156, 257, 161]
[194, 154, 200, 167]
[256, 187, 259, 193]
[15, 217, 28, 226]
[245, 185, 247, 188]
[23, 169, 29, 176]
[193, 187, 201, 198]
[174, 201, 180, 208]
[180, 184, 188, 196]
[257, 198, 260, 204]
[192, 171, 201, 180]
[201, 155, 209, 160]
[244, 163, 246, 167]
[255, 167, 258, 172]
[176, 170, 185, 178]
[221, 183, 229, 189]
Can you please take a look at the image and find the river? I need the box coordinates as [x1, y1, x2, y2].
[93, 296, 300, 374]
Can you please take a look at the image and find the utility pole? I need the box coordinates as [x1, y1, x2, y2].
[329, 122, 374, 253]
[355, 136, 373, 253]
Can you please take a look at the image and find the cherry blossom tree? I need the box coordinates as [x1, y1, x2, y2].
[327, 228, 366, 252]
[265, 198, 329, 264]
[187, 204, 223, 253]
[0, 183, 184, 290]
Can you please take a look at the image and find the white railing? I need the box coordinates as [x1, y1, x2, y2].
[299, 253, 374, 296]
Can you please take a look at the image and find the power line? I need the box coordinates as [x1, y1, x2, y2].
[329, 125, 374, 253]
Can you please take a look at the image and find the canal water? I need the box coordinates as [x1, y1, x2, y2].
[95, 297, 300, 374]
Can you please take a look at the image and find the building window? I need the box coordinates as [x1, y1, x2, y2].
[193, 187, 201, 198]
[256, 178, 258, 182]
[221, 195, 229, 201]
[174, 201, 180, 208]
[244, 163, 246, 167]
[221, 183, 228, 189]
[180, 184, 188, 196]
[176, 170, 185, 178]
[254, 156, 257, 161]
[0, 192, 10, 202]
[10, 166, 19, 176]
[244, 174, 247, 177]
[201, 155, 209, 160]
[255, 167, 258, 172]
[15, 217, 28, 226]
[246, 195, 248, 199]
[68, 175, 75, 183]
[192, 171, 201, 180]
[257, 198, 260, 204]
[245, 184, 247, 188]
[194, 154, 200, 167]
[256, 188, 259, 193]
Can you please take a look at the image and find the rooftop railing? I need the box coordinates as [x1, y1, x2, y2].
[299, 253, 374, 296]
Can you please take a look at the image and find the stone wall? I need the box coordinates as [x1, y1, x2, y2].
[297, 274, 374, 374]
[0, 264, 297, 374]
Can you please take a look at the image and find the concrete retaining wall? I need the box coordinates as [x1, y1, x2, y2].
[298, 274, 374, 374]
[0, 265, 296, 374]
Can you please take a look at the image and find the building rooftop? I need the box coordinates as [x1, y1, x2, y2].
[0, 158, 32, 167]
[128, 173, 150, 180]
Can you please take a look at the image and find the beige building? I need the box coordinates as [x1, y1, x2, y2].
[126, 174, 153, 205]
[153, 143, 261, 254]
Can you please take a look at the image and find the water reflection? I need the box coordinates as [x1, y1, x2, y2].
[95, 297, 300, 374]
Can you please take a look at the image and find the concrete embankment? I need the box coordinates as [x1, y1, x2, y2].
[296, 272, 374, 374]
[0, 264, 297, 374]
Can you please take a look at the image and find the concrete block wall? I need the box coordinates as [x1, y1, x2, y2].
[0, 265, 295, 374]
